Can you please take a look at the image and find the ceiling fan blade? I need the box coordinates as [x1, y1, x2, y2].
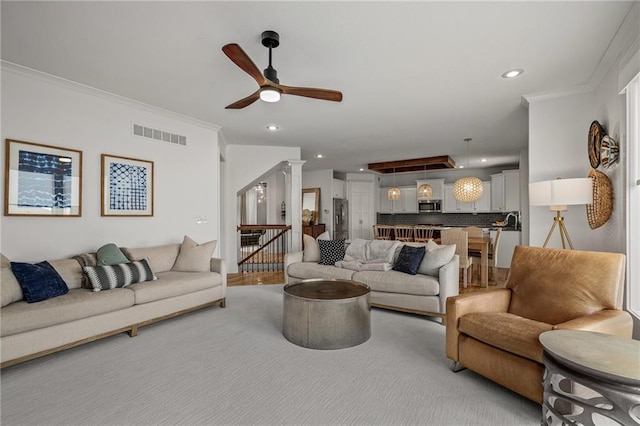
[225, 89, 261, 109]
[277, 84, 343, 102]
[222, 43, 267, 86]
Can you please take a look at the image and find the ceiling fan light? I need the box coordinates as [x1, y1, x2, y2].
[453, 177, 484, 203]
[260, 88, 281, 103]
[417, 184, 433, 201]
[388, 186, 401, 201]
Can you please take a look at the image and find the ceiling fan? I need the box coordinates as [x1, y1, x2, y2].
[222, 31, 343, 109]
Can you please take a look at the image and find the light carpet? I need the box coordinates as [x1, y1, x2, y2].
[1, 285, 540, 425]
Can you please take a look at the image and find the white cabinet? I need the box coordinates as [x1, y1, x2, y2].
[491, 173, 506, 211]
[332, 178, 345, 199]
[401, 187, 417, 213]
[503, 170, 520, 212]
[491, 230, 521, 268]
[444, 182, 491, 212]
[490, 170, 520, 212]
[416, 179, 444, 200]
[379, 186, 416, 213]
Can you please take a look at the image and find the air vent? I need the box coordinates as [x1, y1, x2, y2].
[133, 124, 186, 146]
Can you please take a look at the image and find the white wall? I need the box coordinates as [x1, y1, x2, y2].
[527, 91, 597, 250]
[1, 64, 221, 261]
[223, 144, 300, 273]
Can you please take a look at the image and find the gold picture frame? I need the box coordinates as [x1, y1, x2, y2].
[4, 139, 82, 217]
[302, 187, 320, 225]
[101, 154, 154, 217]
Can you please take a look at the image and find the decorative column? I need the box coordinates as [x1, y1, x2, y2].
[285, 160, 305, 252]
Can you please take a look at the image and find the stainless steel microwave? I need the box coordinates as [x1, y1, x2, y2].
[418, 200, 442, 212]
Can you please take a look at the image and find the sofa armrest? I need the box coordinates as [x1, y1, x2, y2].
[209, 258, 227, 289]
[438, 254, 460, 314]
[445, 289, 512, 361]
[284, 251, 304, 284]
[553, 310, 633, 338]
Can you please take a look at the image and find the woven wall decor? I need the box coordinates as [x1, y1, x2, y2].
[588, 120, 605, 168]
[586, 169, 613, 229]
[600, 135, 619, 168]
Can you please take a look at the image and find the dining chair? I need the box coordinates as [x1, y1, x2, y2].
[373, 224, 394, 240]
[413, 225, 434, 243]
[393, 225, 415, 242]
[470, 228, 502, 284]
[462, 226, 484, 238]
[441, 229, 474, 288]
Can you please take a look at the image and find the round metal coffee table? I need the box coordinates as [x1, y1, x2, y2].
[283, 279, 371, 350]
[540, 330, 640, 426]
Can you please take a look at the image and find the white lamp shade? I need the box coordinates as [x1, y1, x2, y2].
[529, 178, 593, 208]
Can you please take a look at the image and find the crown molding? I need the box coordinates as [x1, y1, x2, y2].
[521, 85, 594, 106]
[1, 61, 221, 132]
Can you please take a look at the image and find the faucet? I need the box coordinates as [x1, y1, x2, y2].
[505, 211, 520, 229]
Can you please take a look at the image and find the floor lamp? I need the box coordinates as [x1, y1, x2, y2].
[529, 177, 593, 249]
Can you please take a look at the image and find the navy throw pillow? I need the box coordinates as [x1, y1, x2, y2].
[393, 245, 426, 275]
[10, 261, 69, 303]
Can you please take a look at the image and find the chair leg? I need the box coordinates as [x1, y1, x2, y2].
[450, 361, 466, 372]
[462, 268, 467, 288]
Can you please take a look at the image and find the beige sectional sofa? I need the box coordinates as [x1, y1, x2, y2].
[1, 241, 226, 368]
[285, 238, 459, 323]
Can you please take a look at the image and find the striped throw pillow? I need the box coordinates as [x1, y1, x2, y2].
[83, 259, 156, 292]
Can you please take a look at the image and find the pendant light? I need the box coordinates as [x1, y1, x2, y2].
[453, 138, 483, 203]
[417, 165, 433, 201]
[388, 168, 401, 200]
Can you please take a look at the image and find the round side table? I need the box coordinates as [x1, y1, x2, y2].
[539, 330, 640, 426]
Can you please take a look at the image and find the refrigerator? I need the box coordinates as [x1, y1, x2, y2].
[333, 198, 349, 240]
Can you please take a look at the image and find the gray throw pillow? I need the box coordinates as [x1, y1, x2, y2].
[96, 243, 129, 266]
[172, 236, 217, 272]
[418, 244, 456, 277]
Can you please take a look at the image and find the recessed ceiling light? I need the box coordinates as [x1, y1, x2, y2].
[481, 158, 488, 162]
[359, 168, 364, 172]
[459, 165, 465, 169]
[315, 154, 324, 158]
[501, 69, 524, 79]
[266, 124, 279, 131]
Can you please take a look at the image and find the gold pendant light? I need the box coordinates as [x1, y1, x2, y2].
[453, 138, 483, 203]
[388, 167, 401, 200]
[417, 165, 433, 201]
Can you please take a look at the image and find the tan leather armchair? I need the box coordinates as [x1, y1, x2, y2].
[446, 246, 632, 403]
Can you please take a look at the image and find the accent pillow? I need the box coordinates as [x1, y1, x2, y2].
[316, 231, 331, 240]
[302, 234, 321, 262]
[318, 239, 346, 265]
[418, 244, 457, 277]
[83, 259, 156, 292]
[392, 245, 426, 275]
[96, 243, 130, 266]
[172, 236, 217, 272]
[10, 261, 69, 303]
[1, 254, 24, 307]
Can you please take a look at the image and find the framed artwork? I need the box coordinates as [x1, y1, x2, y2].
[101, 154, 154, 216]
[4, 139, 82, 217]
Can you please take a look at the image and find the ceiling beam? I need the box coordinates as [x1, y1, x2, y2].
[368, 155, 456, 174]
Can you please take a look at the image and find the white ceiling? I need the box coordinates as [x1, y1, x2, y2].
[1, 1, 635, 174]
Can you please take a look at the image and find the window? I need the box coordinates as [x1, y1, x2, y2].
[625, 73, 639, 319]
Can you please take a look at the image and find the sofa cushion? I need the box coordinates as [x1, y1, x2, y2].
[393, 245, 425, 275]
[458, 312, 553, 363]
[287, 262, 356, 281]
[0, 288, 135, 337]
[302, 234, 321, 262]
[418, 244, 456, 277]
[49, 258, 85, 290]
[126, 270, 222, 304]
[1, 258, 23, 307]
[123, 243, 181, 273]
[83, 259, 156, 291]
[352, 270, 439, 296]
[10, 261, 69, 303]
[96, 243, 130, 266]
[172, 236, 216, 272]
[318, 239, 345, 265]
